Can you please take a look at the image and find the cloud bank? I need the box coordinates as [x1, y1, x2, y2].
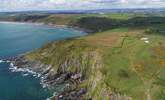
[0, 0, 165, 11]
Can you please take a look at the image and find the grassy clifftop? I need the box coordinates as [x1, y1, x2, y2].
[4, 13, 164, 99]
[26, 27, 165, 99]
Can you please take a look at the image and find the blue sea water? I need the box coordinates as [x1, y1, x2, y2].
[0, 22, 85, 100]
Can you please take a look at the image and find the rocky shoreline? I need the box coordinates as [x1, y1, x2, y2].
[0, 20, 91, 100]
[4, 55, 87, 100]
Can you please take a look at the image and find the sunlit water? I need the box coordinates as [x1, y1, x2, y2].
[0, 22, 86, 100]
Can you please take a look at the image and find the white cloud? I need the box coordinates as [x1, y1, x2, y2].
[0, 0, 165, 11]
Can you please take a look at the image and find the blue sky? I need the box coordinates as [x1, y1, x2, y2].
[0, 0, 165, 11]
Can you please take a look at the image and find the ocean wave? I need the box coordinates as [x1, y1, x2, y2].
[9, 63, 40, 77]
[9, 62, 50, 90]
[0, 59, 11, 63]
[0, 60, 4, 63]
[22, 73, 29, 76]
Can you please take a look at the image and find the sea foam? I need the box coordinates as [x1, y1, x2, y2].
[0, 59, 11, 63]
[9, 62, 49, 89]
[0, 60, 4, 63]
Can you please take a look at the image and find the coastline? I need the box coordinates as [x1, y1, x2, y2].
[0, 58, 55, 99]
[0, 21, 92, 34]
[0, 21, 90, 99]
[4, 55, 87, 100]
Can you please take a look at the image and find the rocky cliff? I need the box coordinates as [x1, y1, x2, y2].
[9, 38, 132, 100]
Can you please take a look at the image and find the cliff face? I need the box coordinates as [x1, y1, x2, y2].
[24, 39, 104, 99]
[21, 38, 131, 100]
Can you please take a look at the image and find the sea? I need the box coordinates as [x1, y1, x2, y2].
[0, 22, 85, 100]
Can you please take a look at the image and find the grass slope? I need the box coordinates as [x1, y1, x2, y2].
[27, 27, 165, 100]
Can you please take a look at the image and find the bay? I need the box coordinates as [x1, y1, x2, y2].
[0, 22, 85, 100]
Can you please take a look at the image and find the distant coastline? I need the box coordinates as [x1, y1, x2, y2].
[0, 21, 90, 35]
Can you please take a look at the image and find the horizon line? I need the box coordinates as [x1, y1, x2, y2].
[0, 7, 165, 13]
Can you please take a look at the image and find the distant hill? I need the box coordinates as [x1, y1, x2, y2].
[1, 8, 165, 15]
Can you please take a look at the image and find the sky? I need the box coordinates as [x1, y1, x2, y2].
[0, 0, 165, 11]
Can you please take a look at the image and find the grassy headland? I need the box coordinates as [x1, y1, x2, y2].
[1, 13, 165, 100]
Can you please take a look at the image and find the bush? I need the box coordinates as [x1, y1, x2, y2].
[145, 28, 159, 34]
